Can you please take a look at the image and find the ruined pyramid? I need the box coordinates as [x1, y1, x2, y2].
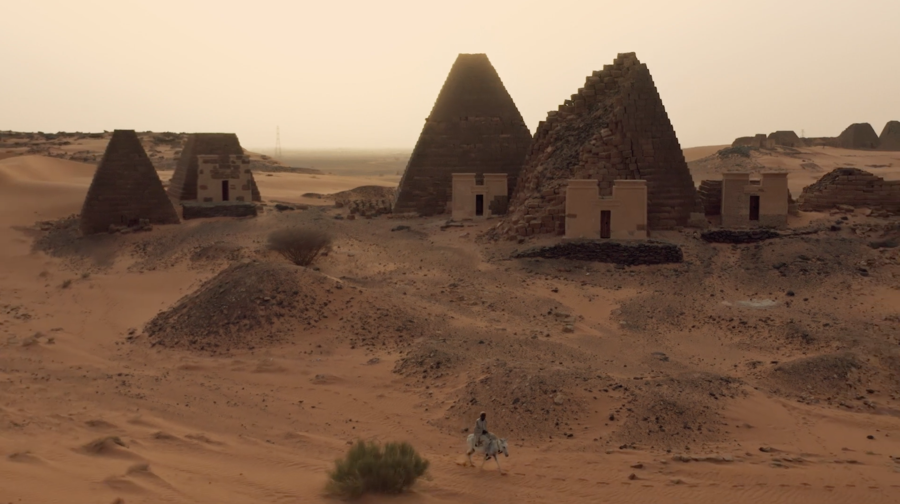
[837, 123, 880, 149]
[799, 167, 900, 214]
[167, 133, 261, 202]
[393, 53, 533, 216]
[878, 121, 900, 151]
[498, 53, 699, 237]
[80, 130, 180, 235]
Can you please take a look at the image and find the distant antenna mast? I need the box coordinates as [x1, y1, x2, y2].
[801, 129, 805, 139]
[275, 126, 282, 159]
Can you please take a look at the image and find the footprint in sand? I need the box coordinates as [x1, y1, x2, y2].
[103, 476, 145, 494]
[126, 463, 175, 490]
[85, 419, 118, 430]
[7, 451, 43, 464]
[78, 436, 140, 459]
[184, 433, 224, 445]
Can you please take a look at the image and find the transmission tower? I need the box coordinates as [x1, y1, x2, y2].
[275, 126, 282, 159]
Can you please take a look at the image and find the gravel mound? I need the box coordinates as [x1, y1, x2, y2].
[144, 261, 338, 353]
[613, 373, 743, 450]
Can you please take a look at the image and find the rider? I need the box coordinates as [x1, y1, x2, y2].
[474, 411, 491, 451]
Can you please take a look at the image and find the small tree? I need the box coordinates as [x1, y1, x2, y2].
[267, 228, 332, 266]
[327, 441, 429, 498]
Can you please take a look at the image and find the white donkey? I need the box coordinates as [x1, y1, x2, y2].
[465, 433, 509, 474]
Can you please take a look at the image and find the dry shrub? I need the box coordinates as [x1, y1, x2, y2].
[327, 441, 429, 498]
[267, 228, 332, 266]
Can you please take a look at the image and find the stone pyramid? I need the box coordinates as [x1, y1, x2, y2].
[168, 133, 261, 202]
[837, 123, 880, 149]
[393, 53, 532, 216]
[878, 120, 900, 151]
[80, 130, 180, 235]
[498, 53, 698, 238]
[799, 167, 900, 214]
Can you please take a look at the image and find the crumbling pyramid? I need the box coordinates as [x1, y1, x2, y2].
[768, 131, 805, 148]
[798, 167, 900, 214]
[837, 123, 880, 149]
[498, 52, 699, 237]
[80, 130, 180, 235]
[393, 53, 532, 216]
[167, 133, 261, 202]
[878, 121, 900, 151]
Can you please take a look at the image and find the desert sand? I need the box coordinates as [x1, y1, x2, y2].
[1, 146, 900, 504]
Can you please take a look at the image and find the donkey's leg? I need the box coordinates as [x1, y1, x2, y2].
[494, 456, 503, 475]
[466, 448, 474, 467]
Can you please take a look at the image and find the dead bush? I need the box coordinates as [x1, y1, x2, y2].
[267, 228, 332, 266]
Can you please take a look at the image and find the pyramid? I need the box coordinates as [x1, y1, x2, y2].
[768, 131, 805, 148]
[498, 52, 699, 237]
[80, 130, 180, 235]
[798, 167, 900, 213]
[393, 54, 532, 216]
[836, 123, 880, 149]
[167, 133, 261, 202]
[878, 120, 900, 151]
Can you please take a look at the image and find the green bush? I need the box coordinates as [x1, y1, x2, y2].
[327, 440, 429, 498]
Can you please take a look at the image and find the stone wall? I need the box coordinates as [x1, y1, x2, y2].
[513, 240, 682, 266]
[798, 167, 900, 214]
[181, 202, 258, 220]
[879, 121, 900, 151]
[80, 130, 180, 235]
[168, 134, 261, 202]
[392, 54, 532, 216]
[197, 154, 254, 203]
[837, 123, 880, 149]
[496, 53, 699, 240]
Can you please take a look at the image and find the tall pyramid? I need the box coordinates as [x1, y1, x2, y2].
[498, 53, 699, 237]
[80, 130, 180, 235]
[837, 123, 880, 149]
[878, 121, 900, 151]
[393, 54, 533, 216]
[167, 133, 261, 202]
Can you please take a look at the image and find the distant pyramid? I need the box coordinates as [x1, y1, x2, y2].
[168, 133, 261, 202]
[498, 52, 698, 237]
[393, 54, 532, 216]
[768, 131, 805, 148]
[878, 121, 900, 151]
[837, 123, 880, 149]
[80, 130, 180, 235]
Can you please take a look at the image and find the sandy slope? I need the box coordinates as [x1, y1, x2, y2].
[683, 145, 730, 162]
[251, 171, 400, 205]
[1, 153, 900, 504]
[689, 146, 900, 195]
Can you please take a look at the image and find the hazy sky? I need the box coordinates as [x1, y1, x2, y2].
[2, 0, 898, 150]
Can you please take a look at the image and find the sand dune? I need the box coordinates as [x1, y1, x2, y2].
[0, 155, 93, 227]
[250, 171, 400, 204]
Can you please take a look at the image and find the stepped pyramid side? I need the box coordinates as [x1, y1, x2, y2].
[837, 123, 880, 149]
[698, 180, 723, 216]
[878, 121, 900, 151]
[168, 134, 261, 202]
[497, 52, 698, 237]
[80, 130, 180, 235]
[393, 53, 533, 216]
[798, 167, 900, 213]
